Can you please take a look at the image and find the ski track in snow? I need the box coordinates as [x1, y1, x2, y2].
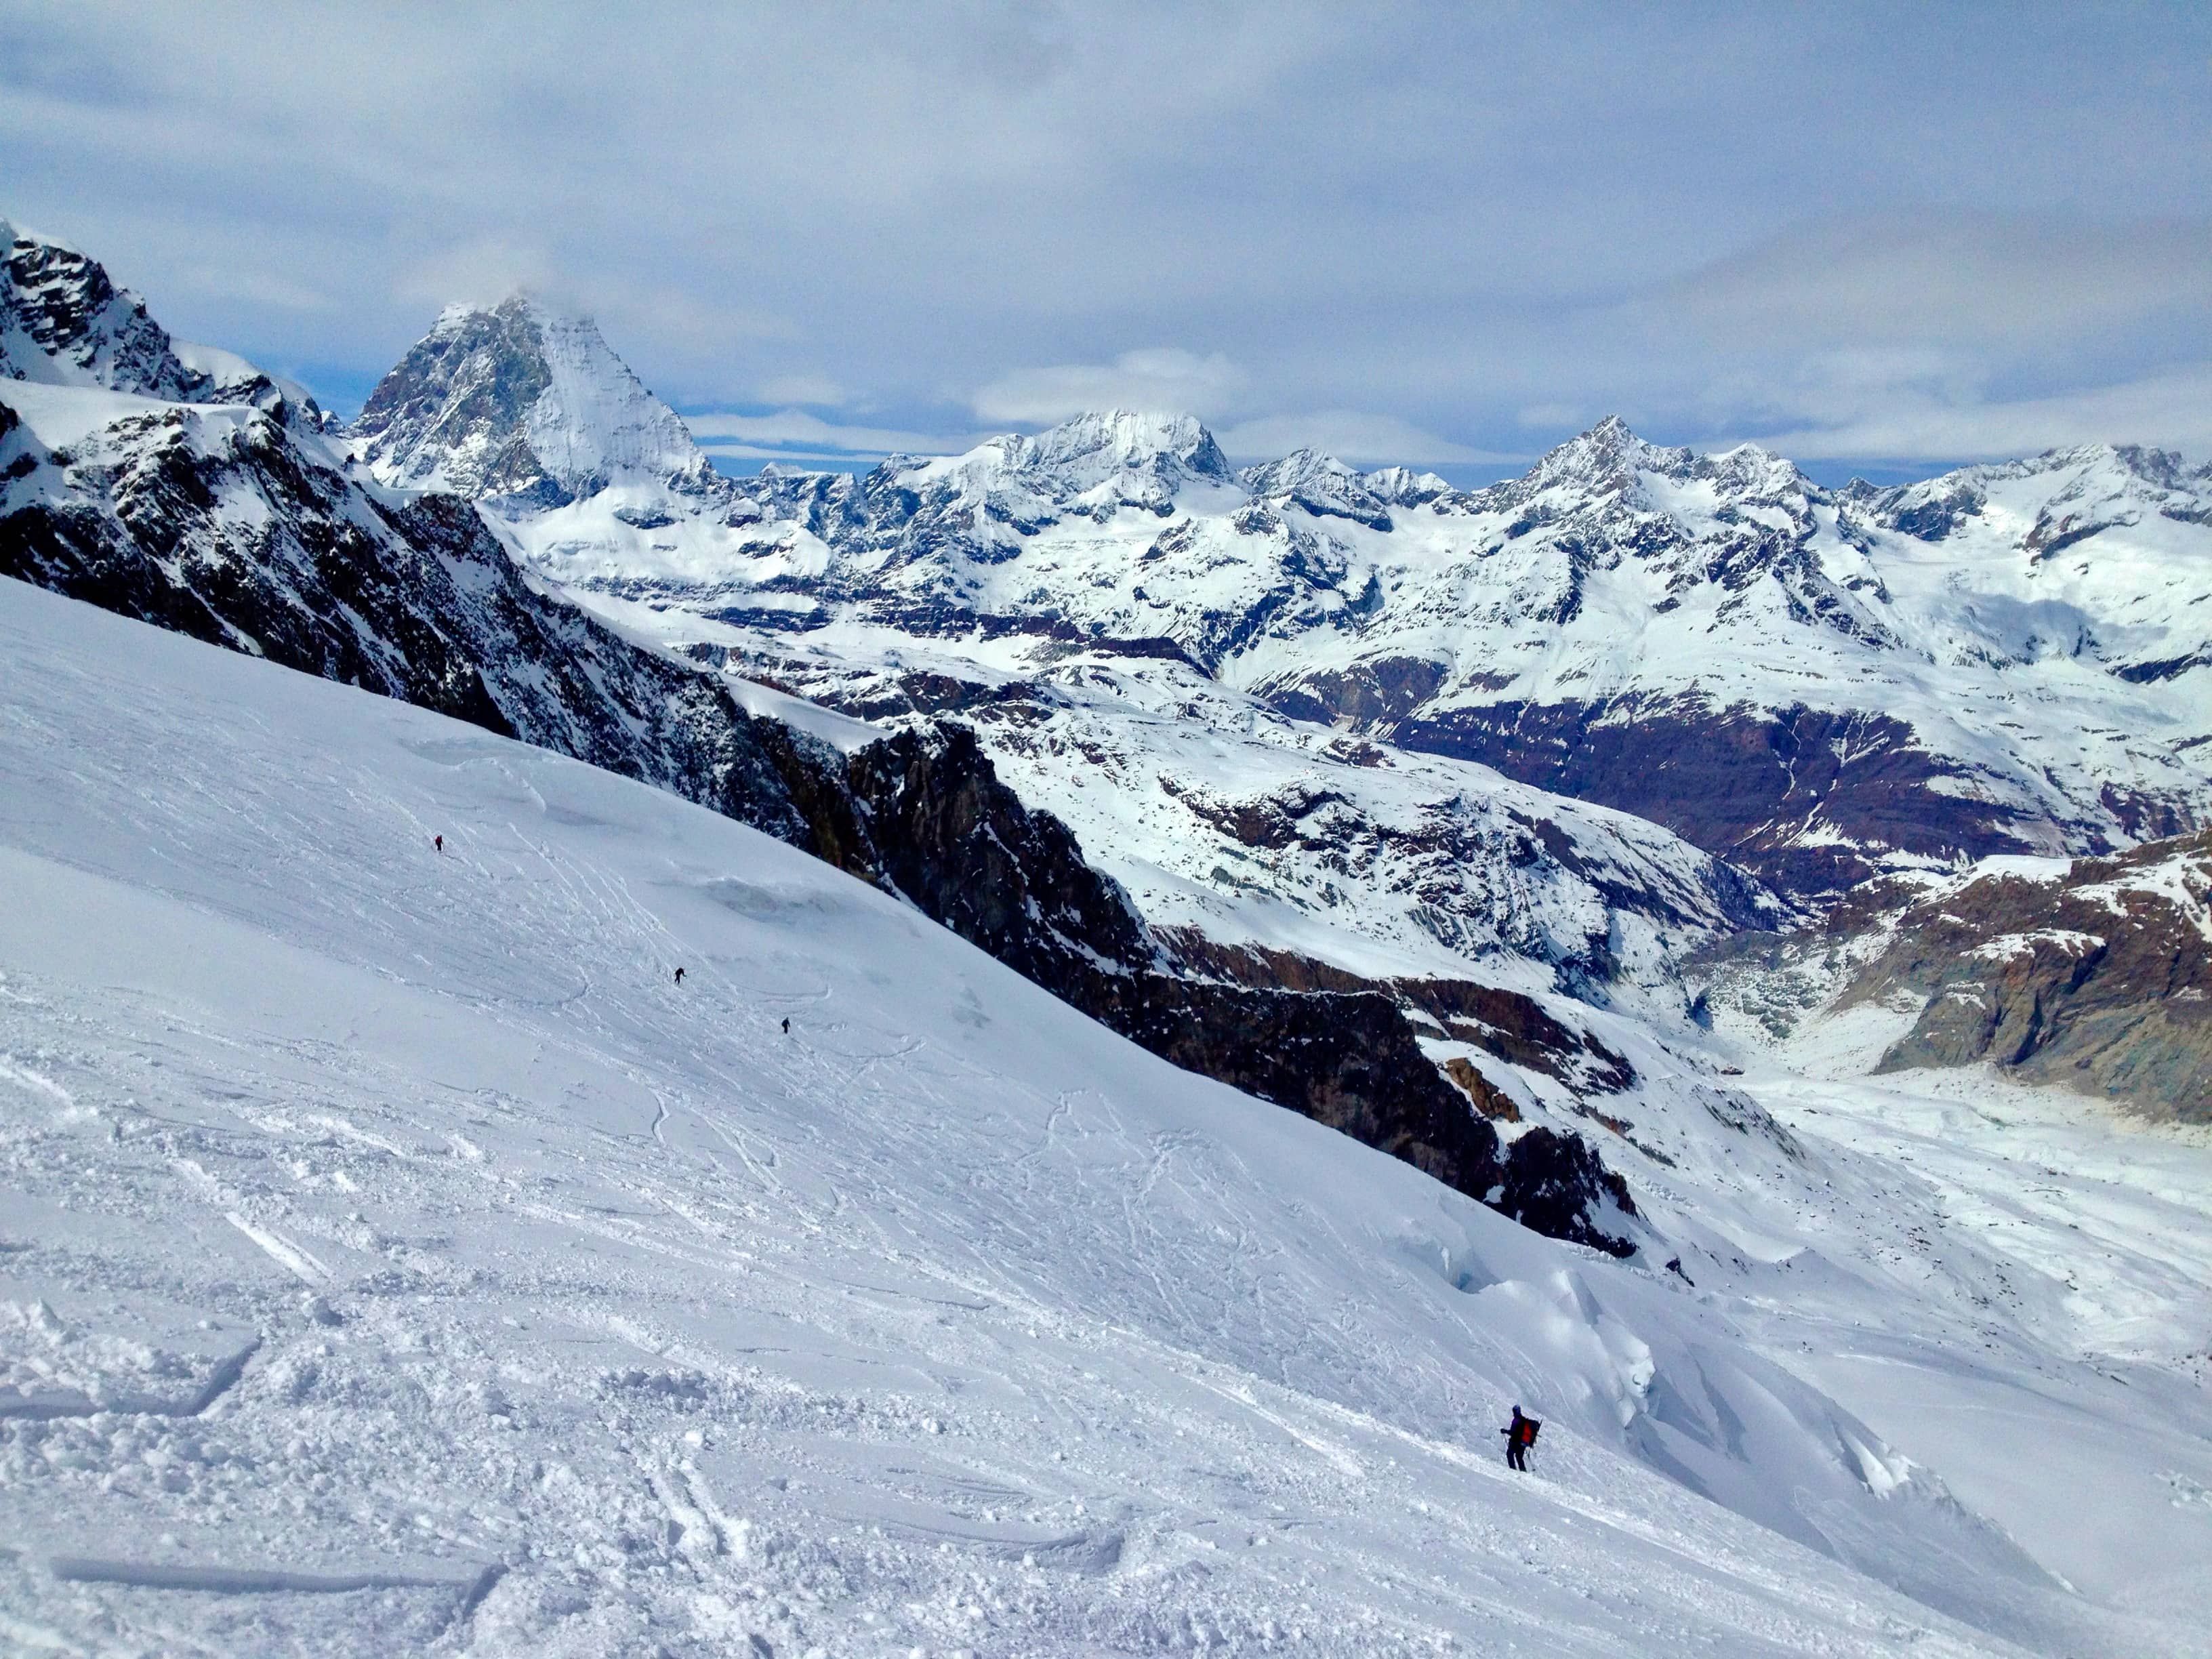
[0, 576, 2207, 1656]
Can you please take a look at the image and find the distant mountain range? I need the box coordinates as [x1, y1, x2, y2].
[346, 295, 2209, 907]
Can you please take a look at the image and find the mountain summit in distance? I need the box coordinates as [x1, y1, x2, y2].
[361, 284, 2207, 902]
[354, 293, 715, 506]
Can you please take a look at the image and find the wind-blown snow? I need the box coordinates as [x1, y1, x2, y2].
[3, 577, 2210, 1656]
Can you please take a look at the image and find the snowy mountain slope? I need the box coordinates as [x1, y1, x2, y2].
[349, 285, 2212, 1129]
[5, 577, 2209, 1656]
[646, 608, 1775, 998]
[0, 237, 1654, 1252]
[354, 295, 716, 504]
[359, 308, 1794, 1036]
[0, 378, 855, 861]
[593, 598, 1809, 1206]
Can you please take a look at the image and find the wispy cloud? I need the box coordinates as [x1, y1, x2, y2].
[971, 349, 1247, 426]
[1216, 411, 1516, 467]
[1746, 364, 2212, 464]
[5, 4, 2209, 470]
[754, 373, 848, 408]
[683, 408, 978, 458]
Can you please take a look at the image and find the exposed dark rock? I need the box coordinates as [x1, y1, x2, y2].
[841, 726, 1637, 1252]
[2, 223, 321, 424]
[1395, 979, 1637, 1094]
[1493, 1128, 1637, 1251]
[1835, 831, 2212, 1121]
[1376, 696, 2041, 898]
[0, 404, 840, 860]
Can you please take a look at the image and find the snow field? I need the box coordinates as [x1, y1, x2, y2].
[0, 577, 2205, 1656]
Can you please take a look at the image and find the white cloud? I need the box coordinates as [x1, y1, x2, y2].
[1216, 410, 1517, 466]
[971, 349, 1246, 426]
[9, 7, 2212, 472]
[755, 373, 847, 408]
[1748, 365, 2212, 464]
[683, 408, 977, 457]
[1656, 213, 2212, 353]
[396, 239, 561, 314]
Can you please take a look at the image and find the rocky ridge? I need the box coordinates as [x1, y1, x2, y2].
[2, 218, 326, 426]
[1845, 834, 2211, 1117]
[1690, 829, 2212, 1121]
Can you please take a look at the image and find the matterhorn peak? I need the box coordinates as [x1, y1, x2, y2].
[354, 293, 712, 506]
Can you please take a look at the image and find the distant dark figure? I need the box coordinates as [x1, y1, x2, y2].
[781, 1017, 790, 1035]
[434, 834, 443, 853]
[674, 966, 685, 987]
[1502, 1406, 1540, 1471]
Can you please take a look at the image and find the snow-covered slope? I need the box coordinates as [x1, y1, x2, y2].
[0, 245, 1656, 1253]
[344, 298, 1791, 1146]
[354, 295, 714, 504]
[655, 613, 1772, 996]
[5, 576, 2211, 1656]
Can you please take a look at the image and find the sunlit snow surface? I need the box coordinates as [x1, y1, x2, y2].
[2, 579, 2209, 1657]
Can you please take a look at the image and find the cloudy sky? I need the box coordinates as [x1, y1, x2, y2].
[5, 2, 2209, 481]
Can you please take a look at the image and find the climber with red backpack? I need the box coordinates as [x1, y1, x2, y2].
[1502, 1405, 1540, 1471]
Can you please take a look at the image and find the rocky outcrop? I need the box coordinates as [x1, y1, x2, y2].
[2, 220, 324, 422]
[1836, 832, 2212, 1120]
[0, 399, 844, 861]
[841, 726, 1640, 1254]
[1386, 697, 2034, 898]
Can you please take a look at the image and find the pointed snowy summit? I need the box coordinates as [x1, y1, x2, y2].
[354, 293, 713, 506]
[1015, 409, 1232, 487]
[1239, 447, 1395, 529]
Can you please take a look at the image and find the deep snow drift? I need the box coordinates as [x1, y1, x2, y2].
[3, 579, 2211, 1656]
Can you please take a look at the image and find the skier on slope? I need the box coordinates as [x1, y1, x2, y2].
[1502, 1405, 1540, 1471]
[674, 966, 685, 987]
[434, 834, 443, 853]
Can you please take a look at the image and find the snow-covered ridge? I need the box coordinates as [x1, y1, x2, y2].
[1, 219, 323, 424]
[373, 278, 2205, 898]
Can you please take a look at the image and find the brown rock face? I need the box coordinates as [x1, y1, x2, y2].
[1328, 695, 2045, 900]
[1442, 1058, 1521, 1122]
[842, 728, 1641, 1255]
[1839, 830, 2212, 1120]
